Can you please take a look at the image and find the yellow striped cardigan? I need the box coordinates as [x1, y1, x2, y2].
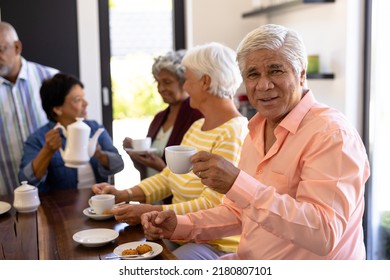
[138, 116, 248, 252]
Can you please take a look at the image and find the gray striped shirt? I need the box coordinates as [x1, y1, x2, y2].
[0, 57, 58, 195]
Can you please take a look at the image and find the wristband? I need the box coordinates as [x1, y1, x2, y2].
[126, 188, 133, 201]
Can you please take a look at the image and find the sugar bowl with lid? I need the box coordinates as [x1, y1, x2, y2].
[13, 181, 41, 213]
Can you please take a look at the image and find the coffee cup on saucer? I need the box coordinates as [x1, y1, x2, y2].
[88, 194, 115, 215]
[132, 137, 152, 151]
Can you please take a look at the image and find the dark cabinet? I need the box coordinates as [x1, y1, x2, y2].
[0, 0, 114, 136]
[0, 0, 79, 77]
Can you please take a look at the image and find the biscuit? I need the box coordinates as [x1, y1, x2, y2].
[136, 244, 152, 254]
[122, 248, 138, 256]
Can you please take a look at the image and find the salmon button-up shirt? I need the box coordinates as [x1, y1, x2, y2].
[171, 91, 370, 260]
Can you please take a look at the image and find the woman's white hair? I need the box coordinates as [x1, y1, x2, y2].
[236, 24, 308, 77]
[182, 42, 242, 99]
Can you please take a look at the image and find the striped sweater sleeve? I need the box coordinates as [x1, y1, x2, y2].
[162, 117, 248, 214]
[138, 167, 173, 204]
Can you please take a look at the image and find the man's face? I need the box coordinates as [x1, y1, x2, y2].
[242, 49, 306, 126]
[0, 33, 20, 78]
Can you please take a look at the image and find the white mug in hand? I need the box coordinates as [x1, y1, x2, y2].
[132, 137, 152, 151]
[88, 194, 115, 215]
[165, 145, 196, 174]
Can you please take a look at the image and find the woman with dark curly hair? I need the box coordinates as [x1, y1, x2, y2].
[18, 73, 124, 192]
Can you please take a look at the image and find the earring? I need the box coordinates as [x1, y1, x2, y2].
[53, 108, 62, 116]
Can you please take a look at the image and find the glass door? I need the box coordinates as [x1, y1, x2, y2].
[366, 0, 390, 260]
[108, 0, 174, 188]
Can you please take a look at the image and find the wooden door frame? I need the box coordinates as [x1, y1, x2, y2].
[98, 0, 113, 137]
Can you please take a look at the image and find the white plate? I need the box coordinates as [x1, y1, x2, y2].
[73, 228, 118, 247]
[124, 147, 158, 155]
[113, 241, 163, 260]
[83, 207, 114, 220]
[0, 201, 11, 215]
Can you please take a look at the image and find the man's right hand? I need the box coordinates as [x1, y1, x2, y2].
[141, 210, 177, 240]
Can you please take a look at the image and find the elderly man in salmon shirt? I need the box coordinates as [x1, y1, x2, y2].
[141, 24, 370, 260]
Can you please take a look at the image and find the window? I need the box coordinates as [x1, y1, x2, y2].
[109, 0, 176, 187]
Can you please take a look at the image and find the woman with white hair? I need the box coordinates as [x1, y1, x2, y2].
[92, 42, 248, 259]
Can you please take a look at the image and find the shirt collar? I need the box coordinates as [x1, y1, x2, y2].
[17, 57, 28, 81]
[0, 57, 27, 85]
[248, 90, 316, 135]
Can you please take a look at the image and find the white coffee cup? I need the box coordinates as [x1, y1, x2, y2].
[165, 145, 196, 174]
[88, 194, 115, 215]
[132, 137, 152, 151]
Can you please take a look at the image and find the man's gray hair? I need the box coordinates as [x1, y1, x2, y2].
[237, 24, 308, 77]
[0, 21, 19, 42]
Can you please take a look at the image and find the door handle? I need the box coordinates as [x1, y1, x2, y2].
[102, 87, 110, 106]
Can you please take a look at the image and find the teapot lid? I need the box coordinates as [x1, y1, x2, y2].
[15, 181, 36, 192]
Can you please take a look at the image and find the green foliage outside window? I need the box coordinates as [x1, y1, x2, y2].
[111, 54, 167, 120]
[112, 81, 166, 119]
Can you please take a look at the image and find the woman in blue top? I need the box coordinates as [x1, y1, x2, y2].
[18, 73, 124, 192]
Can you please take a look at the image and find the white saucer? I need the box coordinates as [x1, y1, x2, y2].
[83, 207, 114, 220]
[124, 147, 158, 155]
[113, 241, 162, 260]
[0, 201, 11, 215]
[73, 228, 118, 247]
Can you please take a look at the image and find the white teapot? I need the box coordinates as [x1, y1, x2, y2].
[55, 118, 104, 168]
[13, 181, 40, 213]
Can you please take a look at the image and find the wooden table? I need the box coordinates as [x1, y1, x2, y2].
[0, 188, 177, 260]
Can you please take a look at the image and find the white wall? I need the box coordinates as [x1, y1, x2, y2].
[186, 0, 365, 134]
[267, 0, 364, 133]
[185, 0, 265, 50]
[77, 0, 102, 123]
